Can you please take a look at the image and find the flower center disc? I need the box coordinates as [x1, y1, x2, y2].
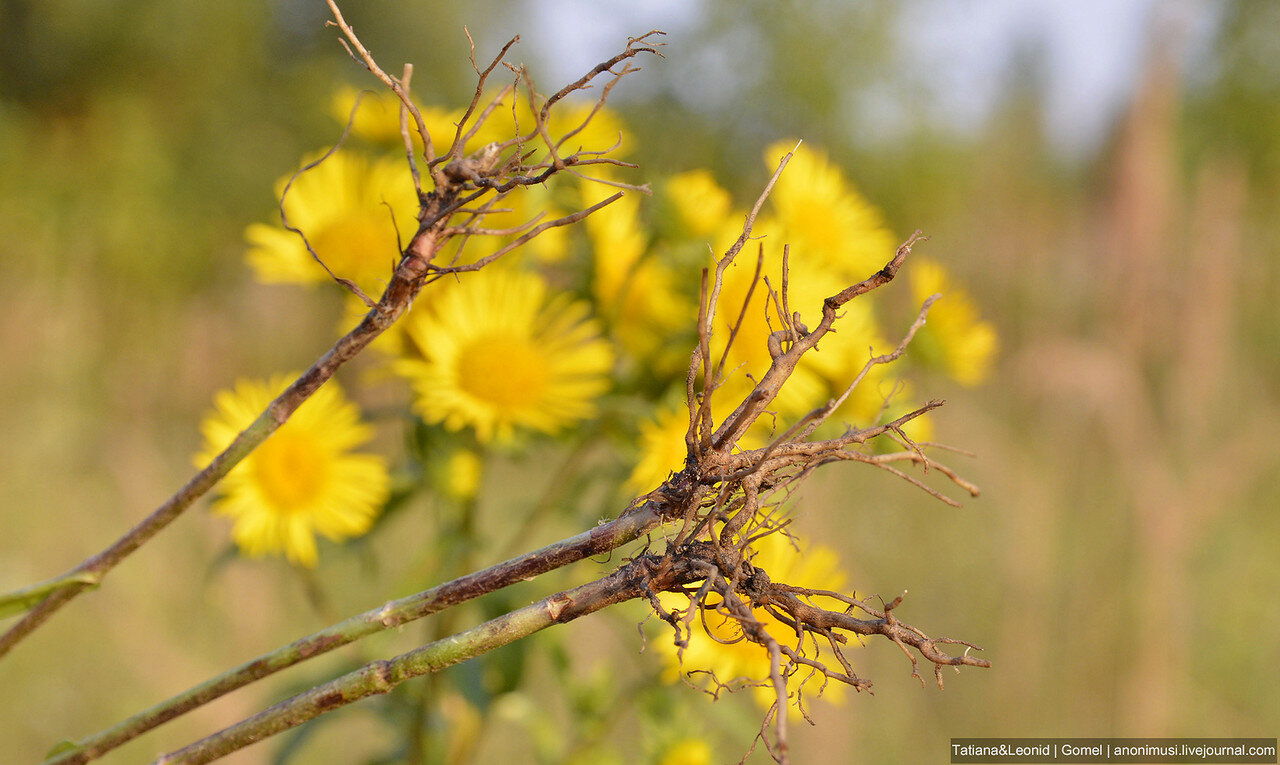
[253, 430, 325, 509]
[458, 334, 548, 410]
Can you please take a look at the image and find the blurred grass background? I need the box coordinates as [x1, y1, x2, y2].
[2, 1, 1278, 762]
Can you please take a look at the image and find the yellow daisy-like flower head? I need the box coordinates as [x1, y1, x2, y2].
[545, 100, 633, 158]
[909, 258, 999, 386]
[664, 169, 733, 238]
[438, 183, 570, 267]
[396, 267, 614, 443]
[763, 139, 897, 281]
[658, 531, 851, 712]
[582, 183, 691, 372]
[196, 374, 390, 568]
[383, 92, 631, 162]
[330, 86, 469, 158]
[705, 237, 836, 419]
[330, 86, 412, 146]
[627, 406, 690, 495]
[245, 150, 417, 296]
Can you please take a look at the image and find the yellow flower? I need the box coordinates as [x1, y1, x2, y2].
[331, 86, 412, 146]
[658, 738, 713, 765]
[799, 298, 919, 427]
[245, 150, 417, 297]
[325, 89, 628, 189]
[438, 183, 570, 267]
[582, 183, 690, 371]
[704, 234, 837, 418]
[395, 267, 613, 443]
[388, 91, 631, 160]
[665, 169, 733, 238]
[689, 142, 912, 425]
[659, 531, 852, 711]
[763, 139, 898, 281]
[909, 258, 998, 386]
[477, 96, 632, 158]
[627, 406, 690, 494]
[545, 100, 633, 158]
[196, 374, 389, 568]
[882, 386, 936, 445]
[439, 449, 483, 502]
[330, 86, 468, 157]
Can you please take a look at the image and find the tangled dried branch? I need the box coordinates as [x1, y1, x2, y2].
[624, 153, 990, 762]
[15, 8, 989, 762]
[0, 2, 660, 664]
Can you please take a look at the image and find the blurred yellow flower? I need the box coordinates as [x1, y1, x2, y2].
[665, 169, 732, 238]
[882, 387, 936, 445]
[686, 141, 911, 425]
[335, 85, 632, 159]
[800, 298, 915, 426]
[245, 150, 417, 296]
[331, 86, 411, 145]
[544, 100, 633, 158]
[439, 183, 570, 266]
[658, 738, 713, 765]
[658, 531, 851, 712]
[196, 374, 389, 568]
[909, 258, 998, 386]
[705, 238, 834, 418]
[395, 267, 613, 443]
[440, 448, 483, 502]
[762, 139, 897, 281]
[582, 183, 690, 371]
[627, 406, 689, 494]
[330, 86, 476, 158]
[477, 96, 632, 158]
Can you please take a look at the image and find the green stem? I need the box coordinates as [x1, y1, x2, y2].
[0, 277, 429, 660]
[45, 502, 663, 765]
[155, 549, 692, 765]
[0, 571, 102, 620]
[0, 410, 278, 655]
[406, 491, 480, 765]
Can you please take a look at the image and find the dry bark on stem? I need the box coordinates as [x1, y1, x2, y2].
[43, 504, 665, 765]
[154, 549, 710, 765]
[149, 542, 984, 765]
[79, 164, 985, 764]
[0, 7, 657, 662]
[17, 22, 984, 765]
[644, 154, 987, 761]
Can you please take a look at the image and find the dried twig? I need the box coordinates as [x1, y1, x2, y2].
[0, 2, 656, 665]
[46, 506, 666, 764]
[636, 154, 984, 761]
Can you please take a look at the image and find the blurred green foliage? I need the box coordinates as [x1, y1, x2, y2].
[2, 1, 1279, 763]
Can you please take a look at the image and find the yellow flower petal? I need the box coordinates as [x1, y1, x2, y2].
[195, 374, 389, 567]
[910, 258, 999, 386]
[659, 738, 713, 765]
[245, 151, 417, 297]
[763, 139, 897, 281]
[395, 268, 613, 443]
[657, 532, 852, 712]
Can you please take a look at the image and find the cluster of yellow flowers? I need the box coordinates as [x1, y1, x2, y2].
[196, 88, 996, 710]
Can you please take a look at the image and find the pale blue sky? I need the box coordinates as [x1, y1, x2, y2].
[520, 0, 1222, 157]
